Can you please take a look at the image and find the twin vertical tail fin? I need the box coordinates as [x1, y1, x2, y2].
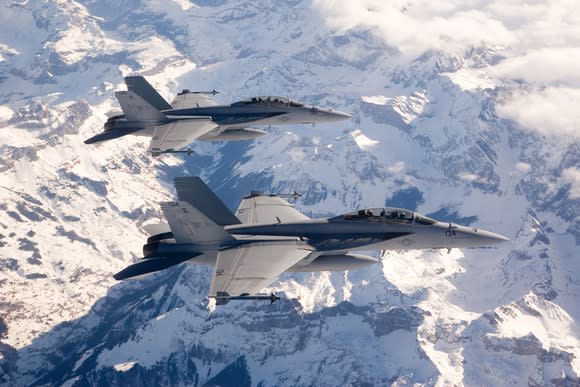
[124, 76, 173, 111]
[160, 201, 235, 245]
[117, 76, 172, 121]
[85, 76, 171, 144]
[115, 90, 167, 122]
[160, 177, 241, 244]
[174, 177, 241, 226]
[114, 177, 239, 281]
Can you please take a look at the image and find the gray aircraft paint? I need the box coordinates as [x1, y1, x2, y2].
[114, 177, 509, 304]
[85, 76, 351, 154]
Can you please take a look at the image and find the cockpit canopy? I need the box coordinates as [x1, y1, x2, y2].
[233, 96, 304, 107]
[336, 207, 436, 225]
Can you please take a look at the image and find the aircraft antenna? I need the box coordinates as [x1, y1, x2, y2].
[273, 191, 302, 199]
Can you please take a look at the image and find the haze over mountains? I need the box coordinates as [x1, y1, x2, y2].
[1, 0, 579, 385]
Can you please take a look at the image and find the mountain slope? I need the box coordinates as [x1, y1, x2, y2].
[1, 0, 579, 385]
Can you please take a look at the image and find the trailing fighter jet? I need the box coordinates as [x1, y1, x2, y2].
[84, 76, 352, 156]
[113, 177, 509, 305]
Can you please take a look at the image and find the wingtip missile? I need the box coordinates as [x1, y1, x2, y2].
[211, 292, 281, 306]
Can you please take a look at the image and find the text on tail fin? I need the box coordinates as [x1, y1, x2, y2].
[115, 90, 167, 122]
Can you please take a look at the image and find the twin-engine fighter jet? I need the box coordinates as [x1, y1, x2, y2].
[85, 76, 352, 156]
[114, 177, 509, 305]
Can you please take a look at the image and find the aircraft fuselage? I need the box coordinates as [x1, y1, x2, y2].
[96, 100, 351, 141]
[141, 209, 508, 272]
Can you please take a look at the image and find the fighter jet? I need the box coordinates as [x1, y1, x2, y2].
[84, 76, 352, 156]
[113, 177, 509, 305]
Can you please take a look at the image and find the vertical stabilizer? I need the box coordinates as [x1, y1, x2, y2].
[125, 76, 173, 110]
[174, 177, 241, 226]
[115, 90, 167, 122]
[161, 201, 234, 244]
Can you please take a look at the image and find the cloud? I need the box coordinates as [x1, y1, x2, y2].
[492, 48, 580, 87]
[388, 161, 406, 174]
[515, 162, 531, 173]
[312, 0, 580, 139]
[563, 168, 580, 199]
[313, 0, 580, 56]
[313, 1, 515, 56]
[496, 87, 580, 138]
[458, 172, 478, 182]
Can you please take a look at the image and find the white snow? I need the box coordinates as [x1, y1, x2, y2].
[113, 361, 138, 372]
[515, 162, 532, 173]
[351, 129, 378, 150]
[361, 95, 390, 105]
[0, 105, 14, 120]
[457, 172, 479, 182]
[562, 168, 580, 199]
[1, 1, 579, 385]
[443, 67, 497, 91]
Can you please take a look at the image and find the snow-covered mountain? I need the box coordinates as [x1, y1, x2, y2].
[1, 0, 579, 385]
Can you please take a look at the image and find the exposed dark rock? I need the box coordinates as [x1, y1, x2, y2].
[386, 187, 424, 211]
[18, 238, 42, 265]
[204, 356, 251, 387]
[508, 250, 532, 261]
[368, 306, 424, 337]
[55, 226, 97, 250]
[25, 273, 48, 280]
[426, 207, 478, 226]
[58, 169, 108, 197]
[6, 211, 24, 222]
[16, 201, 57, 222]
[121, 157, 142, 175]
[0, 258, 19, 271]
[39, 186, 70, 203]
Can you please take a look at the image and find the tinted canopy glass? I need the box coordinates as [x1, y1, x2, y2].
[233, 96, 304, 107]
[339, 207, 436, 225]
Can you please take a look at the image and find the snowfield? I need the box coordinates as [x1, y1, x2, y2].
[1, 0, 579, 385]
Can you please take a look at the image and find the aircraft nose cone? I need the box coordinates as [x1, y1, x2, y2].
[459, 227, 510, 247]
[316, 108, 352, 122]
[481, 231, 509, 245]
[331, 110, 353, 120]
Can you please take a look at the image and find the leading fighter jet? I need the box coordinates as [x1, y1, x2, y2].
[85, 76, 351, 156]
[113, 177, 509, 305]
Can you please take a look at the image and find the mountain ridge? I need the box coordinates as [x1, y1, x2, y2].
[1, 0, 579, 385]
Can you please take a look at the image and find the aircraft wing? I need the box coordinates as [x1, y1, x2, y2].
[171, 92, 219, 109]
[235, 195, 309, 224]
[210, 242, 312, 297]
[149, 118, 217, 152]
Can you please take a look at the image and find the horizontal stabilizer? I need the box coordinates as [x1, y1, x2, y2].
[174, 177, 241, 226]
[125, 76, 173, 111]
[113, 253, 198, 280]
[105, 110, 123, 118]
[84, 127, 143, 144]
[142, 223, 171, 236]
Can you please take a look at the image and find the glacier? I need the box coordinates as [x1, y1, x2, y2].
[1, 0, 579, 385]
